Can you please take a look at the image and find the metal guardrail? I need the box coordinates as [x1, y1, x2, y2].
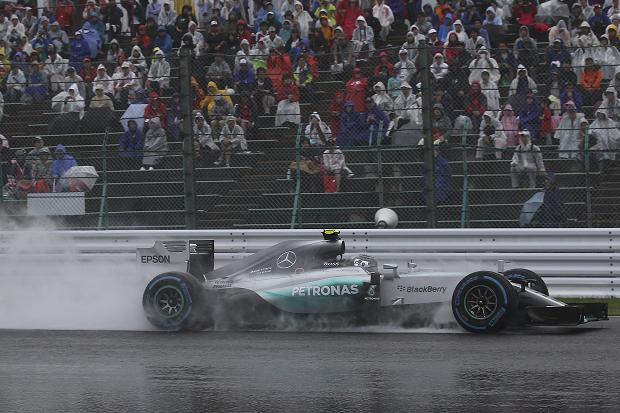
[0, 229, 618, 297]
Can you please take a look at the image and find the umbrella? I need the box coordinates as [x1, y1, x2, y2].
[121, 103, 148, 132]
[62, 166, 99, 191]
[520, 191, 545, 227]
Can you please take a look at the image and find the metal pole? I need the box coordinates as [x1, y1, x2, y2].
[584, 127, 592, 227]
[377, 121, 384, 209]
[97, 129, 109, 230]
[460, 121, 470, 228]
[179, 46, 197, 229]
[418, 39, 435, 227]
[290, 123, 303, 229]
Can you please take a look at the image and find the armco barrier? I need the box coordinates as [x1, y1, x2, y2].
[0, 229, 618, 297]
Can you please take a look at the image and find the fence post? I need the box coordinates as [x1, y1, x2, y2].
[584, 127, 592, 227]
[179, 45, 196, 229]
[97, 128, 109, 230]
[377, 121, 384, 209]
[290, 123, 303, 229]
[418, 39, 435, 228]
[460, 121, 471, 228]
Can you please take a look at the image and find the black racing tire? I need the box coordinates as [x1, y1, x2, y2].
[503, 268, 549, 296]
[142, 272, 209, 331]
[452, 271, 519, 333]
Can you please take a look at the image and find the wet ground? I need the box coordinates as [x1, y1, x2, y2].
[1, 319, 618, 412]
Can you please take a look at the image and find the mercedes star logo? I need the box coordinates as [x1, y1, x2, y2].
[276, 251, 297, 269]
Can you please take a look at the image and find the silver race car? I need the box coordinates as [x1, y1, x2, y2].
[140, 231, 608, 333]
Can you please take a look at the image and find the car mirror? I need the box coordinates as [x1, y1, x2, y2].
[383, 264, 399, 279]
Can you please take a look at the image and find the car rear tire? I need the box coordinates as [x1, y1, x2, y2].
[142, 272, 209, 331]
[503, 268, 549, 296]
[452, 271, 518, 333]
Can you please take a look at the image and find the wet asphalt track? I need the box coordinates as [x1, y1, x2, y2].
[1, 319, 619, 412]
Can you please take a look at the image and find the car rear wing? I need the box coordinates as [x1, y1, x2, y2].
[137, 240, 214, 279]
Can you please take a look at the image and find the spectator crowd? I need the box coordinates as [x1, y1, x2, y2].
[1, 0, 620, 202]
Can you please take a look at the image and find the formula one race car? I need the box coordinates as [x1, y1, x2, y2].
[140, 231, 608, 333]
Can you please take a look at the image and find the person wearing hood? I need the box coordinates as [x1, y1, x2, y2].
[424, 144, 452, 205]
[338, 101, 365, 147]
[479, 69, 501, 119]
[606, 24, 620, 47]
[510, 130, 546, 189]
[294, 2, 313, 39]
[598, 86, 620, 127]
[192, 111, 219, 165]
[530, 173, 567, 228]
[70, 30, 90, 71]
[6, 64, 26, 103]
[464, 27, 488, 57]
[144, 91, 168, 130]
[48, 21, 69, 53]
[81, 19, 102, 58]
[514, 25, 537, 54]
[147, 0, 163, 22]
[447, 19, 468, 44]
[279, 19, 293, 44]
[372, 82, 394, 113]
[501, 104, 520, 147]
[5, 149, 33, 196]
[129, 45, 148, 79]
[90, 83, 114, 110]
[430, 53, 449, 82]
[147, 49, 170, 93]
[594, 35, 620, 81]
[63, 66, 85, 99]
[351, 16, 375, 57]
[52, 83, 85, 119]
[216, 115, 249, 167]
[476, 112, 507, 160]
[338, 0, 363, 38]
[560, 82, 583, 112]
[555, 101, 584, 159]
[158, 1, 177, 30]
[572, 21, 600, 48]
[468, 47, 499, 85]
[51, 144, 78, 190]
[465, 81, 487, 133]
[394, 48, 416, 84]
[372, 0, 394, 41]
[142, 116, 168, 170]
[153, 26, 173, 55]
[518, 91, 541, 142]
[362, 97, 389, 145]
[305, 112, 332, 147]
[548, 20, 571, 45]
[438, 13, 453, 43]
[509, 65, 537, 98]
[392, 82, 421, 133]
[119, 119, 144, 169]
[590, 109, 620, 162]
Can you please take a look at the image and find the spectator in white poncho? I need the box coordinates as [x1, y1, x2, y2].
[430, 53, 449, 81]
[147, 48, 170, 93]
[371, 82, 393, 113]
[598, 86, 620, 127]
[554, 101, 585, 159]
[589, 109, 620, 161]
[477, 112, 507, 160]
[468, 47, 499, 85]
[52, 83, 85, 119]
[305, 112, 332, 146]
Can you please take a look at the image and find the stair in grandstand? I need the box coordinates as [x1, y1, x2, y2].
[591, 160, 620, 227]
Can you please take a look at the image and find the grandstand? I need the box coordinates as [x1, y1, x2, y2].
[0, 1, 619, 229]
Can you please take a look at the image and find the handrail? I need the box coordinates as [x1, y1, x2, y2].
[290, 123, 303, 229]
[97, 128, 110, 230]
[376, 121, 384, 209]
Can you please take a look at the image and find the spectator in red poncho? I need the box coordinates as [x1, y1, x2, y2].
[79, 57, 97, 83]
[337, 0, 363, 39]
[465, 81, 487, 133]
[512, 0, 548, 34]
[144, 91, 169, 130]
[373, 51, 393, 78]
[56, 0, 74, 30]
[267, 48, 292, 91]
[345, 67, 369, 112]
[236, 20, 253, 45]
[330, 91, 345, 137]
[135, 25, 153, 52]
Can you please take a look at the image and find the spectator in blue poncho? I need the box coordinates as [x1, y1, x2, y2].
[518, 91, 541, 141]
[337, 101, 364, 148]
[119, 119, 145, 170]
[51, 144, 78, 191]
[424, 144, 452, 205]
[362, 98, 389, 145]
[81, 21, 102, 58]
[438, 13, 453, 43]
[70, 30, 90, 70]
[533, 173, 567, 228]
[153, 26, 173, 56]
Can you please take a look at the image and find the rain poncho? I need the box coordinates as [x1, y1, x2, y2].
[371, 82, 393, 112]
[51, 144, 78, 179]
[480, 75, 501, 118]
[143, 116, 168, 166]
[501, 104, 520, 147]
[598, 86, 620, 127]
[548, 19, 571, 44]
[304, 113, 332, 146]
[593, 39, 620, 80]
[81, 22, 102, 58]
[509, 65, 537, 96]
[468, 47, 499, 84]
[447, 19, 468, 43]
[430, 53, 448, 80]
[555, 111, 586, 159]
[51, 83, 85, 119]
[518, 96, 542, 140]
[337, 102, 365, 147]
[147, 49, 171, 89]
[589, 110, 620, 160]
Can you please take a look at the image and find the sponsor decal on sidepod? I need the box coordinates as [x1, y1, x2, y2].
[292, 285, 359, 297]
[396, 285, 447, 294]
